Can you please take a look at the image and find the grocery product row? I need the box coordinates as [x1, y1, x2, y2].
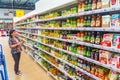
[22, 37, 120, 80]
[18, 29, 120, 52]
[16, 13, 120, 29]
[25, 41, 96, 80]
[16, 0, 120, 26]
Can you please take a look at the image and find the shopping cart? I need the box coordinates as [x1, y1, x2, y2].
[0, 44, 9, 80]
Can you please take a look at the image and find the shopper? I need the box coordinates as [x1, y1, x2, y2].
[8, 30, 22, 75]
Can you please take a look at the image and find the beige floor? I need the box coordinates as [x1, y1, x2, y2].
[0, 37, 54, 80]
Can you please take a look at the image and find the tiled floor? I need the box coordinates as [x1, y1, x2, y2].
[0, 37, 53, 80]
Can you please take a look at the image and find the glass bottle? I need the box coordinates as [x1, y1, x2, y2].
[92, 0, 97, 10]
[90, 32, 95, 44]
[96, 14, 102, 27]
[88, 0, 92, 10]
[97, 0, 102, 9]
[87, 16, 91, 27]
[95, 32, 101, 44]
[91, 15, 96, 27]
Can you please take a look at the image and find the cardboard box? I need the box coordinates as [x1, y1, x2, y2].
[99, 50, 112, 64]
[102, 15, 111, 27]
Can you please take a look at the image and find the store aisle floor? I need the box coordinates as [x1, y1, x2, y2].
[0, 37, 54, 80]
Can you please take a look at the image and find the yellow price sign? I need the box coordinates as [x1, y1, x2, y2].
[16, 10, 24, 17]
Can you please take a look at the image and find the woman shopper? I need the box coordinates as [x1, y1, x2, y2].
[8, 30, 22, 75]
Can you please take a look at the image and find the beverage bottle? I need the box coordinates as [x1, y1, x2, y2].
[87, 32, 91, 42]
[90, 32, 95, 44]
[96, 14, 102, 27]
[97, 0, 102, 9]
[91, 15, 96, 27]
[85, 0, 88, 11]
[92, 0, 97, 10]
[87, 16, 91, 27]
[94, 49, 99, 61]
[88, 0, 92, 10]
[86, 47, 91, 58]
[95, 32, 101, 44]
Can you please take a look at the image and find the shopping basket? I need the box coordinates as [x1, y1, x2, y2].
[0, 44, 9, 80]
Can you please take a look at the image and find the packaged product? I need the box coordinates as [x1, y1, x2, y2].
[108, 53, 117, 67]
[102, 15, 111, 27]
[112, 34, 120, 48]
[111, 14, 120, 28]
[98, 67, 109, 80]
[110, 0, 120, 7]
[99, 50, 112, 64]
[108, 70, 119, 80]
[102, 0, 110, 8]
[100, 34, 113, 47]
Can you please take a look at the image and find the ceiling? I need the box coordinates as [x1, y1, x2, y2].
[0, 0, 39, 10]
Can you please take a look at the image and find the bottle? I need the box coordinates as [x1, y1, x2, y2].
[78, 3, 82, 13]
[87, 32, 91, 42]
[87, 16, 91, 27]
[90, 32, 95, 44]
[84, 16, 87, 27]
[97, 0, 102, 9]
[85, 0, 88, 11]
[81, 32, 84, 41]
[86, 62, 91, 72]
[88, 0, 92, 10]
[95, 32, 101, 44]
[92, 0, 97, 10]
[83, 47, 87, 56]
[91, 15, 96, 27]
[81, 1, 85, 12]
[84, 32, 87, 42]
[94, 49, 99, 61]
[81, 17, 84, 27]
[86, 47, 91, 58]
[91, 49, 95, 59]
[96, 14, 102, 27]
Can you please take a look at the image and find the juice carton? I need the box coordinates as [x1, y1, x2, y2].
[99, 50, 112, 64]
[111, 14, 120, 28]
[112, 34, 120, 48]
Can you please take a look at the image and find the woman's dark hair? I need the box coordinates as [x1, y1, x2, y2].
[9, 30, 15, 38]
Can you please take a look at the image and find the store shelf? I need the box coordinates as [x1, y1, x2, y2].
[34, 46, 100, 80]
[37, 54, 75, 79]
[17, 27, 120, 32]
[27, 33, 120, 53]
[33, 39, 120, 73]
[15, 22, 32, 26]
[34, 6, 120, 23]
[36, 60, 57, 80]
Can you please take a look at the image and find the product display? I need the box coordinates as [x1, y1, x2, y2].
[15, 0, 120, 80]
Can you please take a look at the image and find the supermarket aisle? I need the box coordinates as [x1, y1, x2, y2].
[0, 37, 53, 80]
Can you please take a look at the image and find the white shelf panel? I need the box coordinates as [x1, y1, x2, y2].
[18, 27, 120, 32]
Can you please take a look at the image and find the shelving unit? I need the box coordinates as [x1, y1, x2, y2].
[15, 0, 120, 80]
